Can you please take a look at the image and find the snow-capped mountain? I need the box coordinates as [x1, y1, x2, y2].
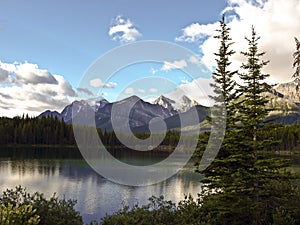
[37, 81, 300, 132]
[152, 95, 199, 113]
[152, 96, 177, 114]
[60, 100, 92, 123]
[108, 95, 175, 129]
[38, 95, 179, 131]
[85, 97, 110, 112]
[94, 99, 110, 112]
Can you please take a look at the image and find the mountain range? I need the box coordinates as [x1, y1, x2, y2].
[39, 94, 207, 132]
[39, 81, 300, 132]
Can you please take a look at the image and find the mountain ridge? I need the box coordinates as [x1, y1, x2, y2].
[38, 81, 300, 132]
[152, 95, 199, 113]
[39, 95, 191, 132]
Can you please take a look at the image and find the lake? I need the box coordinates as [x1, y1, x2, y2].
[0, 147, 203, 223]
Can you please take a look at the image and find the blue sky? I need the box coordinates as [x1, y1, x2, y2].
[0, 0, 225, 87]
[0, 0, 300, 116]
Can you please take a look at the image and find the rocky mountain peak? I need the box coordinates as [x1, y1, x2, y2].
[152, 95, 175, 112]
[153, 94, 199, 113]
[275, 81, 300, 103]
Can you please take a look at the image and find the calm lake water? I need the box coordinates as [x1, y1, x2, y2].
[0, 147, 203, 223]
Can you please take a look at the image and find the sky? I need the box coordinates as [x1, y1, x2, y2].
[0, 0, 300, 117]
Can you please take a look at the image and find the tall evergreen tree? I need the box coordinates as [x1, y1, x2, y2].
[198, 26, 300, 225]
[209, 14, 238, 126]
[292, 37, 300, 93]
[195, 14, 238, 171]
[196, 15, 247, 223]
[239, 26, 270, 143]
[237, 26, 300, 225]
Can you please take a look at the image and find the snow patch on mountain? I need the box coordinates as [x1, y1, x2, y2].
[152, 95, 199, 113]
[152, 96, 176, 112]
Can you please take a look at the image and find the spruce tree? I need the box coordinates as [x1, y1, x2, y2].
[195, 14, 238, 170]
[237, 26, 300, 225]
[292, 37, 300, 94]
[209, 14, 238, 126]
[239, 26, 270, 143]
[199, 26, 300, 225]
[196, 15, 248, 224]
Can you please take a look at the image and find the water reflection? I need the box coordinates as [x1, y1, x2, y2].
[0, 147, 203, 223]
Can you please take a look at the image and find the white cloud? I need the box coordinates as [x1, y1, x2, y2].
[161, 59, 187, 71]
[90, 78, 103, 87]
[124, 87, 135, 95]
[175, 23, 218, 43]
[165, 77, 214, 107]
[14, 62, 58, 84]
[0, 61, 16, 82]
[122, 87, 157, 95]
[188, 55, 202, 65]
[54, 75, 77, 96]
[104, 82, 117, 88]
[181, 79, 189, 84]
[0, 67, 9, 82]
[150, 68, 158, 75]
[0, 61, 60, 85]
[76, 87, 94, 96]
[109, 15, 142, 43]
[89, 78, 117, 88]
[0, 60, 78, 117]
[176, 0, 300, 84]
[138, 88, 146, 94]
[149, 88, 158, 93]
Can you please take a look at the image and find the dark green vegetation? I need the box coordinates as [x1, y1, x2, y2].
[208, 15, 238, 127]
[0, 115, 75, 145]
[99, 195, 202, 225]
[195, 24, 300, 225]
[1, 115, 300, 153]
[0, 115, 180, 148]
[0, 186, 82, 225]
[292, 37, 300, 89]
[0, 203, 40, 225]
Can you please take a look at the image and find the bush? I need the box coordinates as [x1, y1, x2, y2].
[0, 186, 82, 225]
[272, 207, 296, 225]
[0, 203, 40, 225]
[100, 195, 208, 225]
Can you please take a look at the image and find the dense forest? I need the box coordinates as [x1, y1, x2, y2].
[0, 115, 300, 152]
[0, 115, 180, 148]
[0, 115, 74, 145]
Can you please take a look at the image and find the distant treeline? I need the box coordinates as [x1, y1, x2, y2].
[0, 115, 299, 151]
[259, 123, 300, 151]
[0, 115, 75, 145]
[0, 115, 179, 147]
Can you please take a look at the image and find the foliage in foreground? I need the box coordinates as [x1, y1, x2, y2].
[100, 195, 203, 225]
[0, 203, 40, 225]
[0, 186, 82, 225]
[196, 21, 300, 225]
[99, 194, 300, 225]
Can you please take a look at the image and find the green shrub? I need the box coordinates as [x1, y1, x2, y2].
[100, 195, 208, 225]
[272, 207, 296, 225]
[0, 186, 82, 225]
[0, 203, 40, 225]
